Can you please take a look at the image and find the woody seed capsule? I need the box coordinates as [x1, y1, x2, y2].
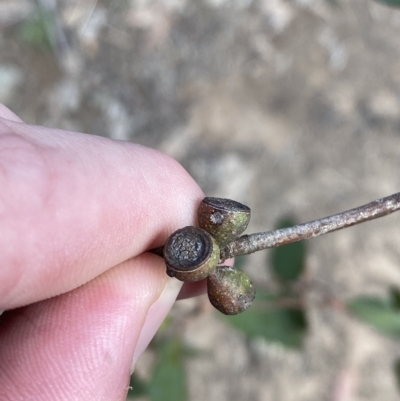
[198, 197, 251, 247]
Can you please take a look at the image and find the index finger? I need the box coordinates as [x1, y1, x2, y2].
[0, 110, 204, 309]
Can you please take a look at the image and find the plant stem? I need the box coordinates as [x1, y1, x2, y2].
[149, 192, 400, 262]
[219, 192, 400, 262]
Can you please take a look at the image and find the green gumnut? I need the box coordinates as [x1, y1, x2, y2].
[198, 197, 251, 247]
[207, 265, 255, 315]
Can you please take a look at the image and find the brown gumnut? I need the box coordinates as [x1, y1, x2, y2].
[163, 226, 220, 282]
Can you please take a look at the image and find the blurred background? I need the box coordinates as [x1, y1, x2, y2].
[3, 0, 400, 400]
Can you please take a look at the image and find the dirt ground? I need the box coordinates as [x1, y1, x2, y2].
[2, 0, 400, 400]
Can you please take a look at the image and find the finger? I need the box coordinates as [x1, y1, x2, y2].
[0, 118, 204, 309]
[0, 253, 177, 401]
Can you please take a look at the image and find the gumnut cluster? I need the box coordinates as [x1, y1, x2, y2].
[163, 197, 255, 315]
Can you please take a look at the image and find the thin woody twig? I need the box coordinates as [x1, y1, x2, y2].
[219, 192, 400, 261]
[149, 192, 400, 262]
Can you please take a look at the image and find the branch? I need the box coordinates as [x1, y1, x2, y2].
[149, 192, 400, 262]
[219, 192, 400, 261]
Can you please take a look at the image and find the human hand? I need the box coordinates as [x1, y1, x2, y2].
[0, 104, 205, 400]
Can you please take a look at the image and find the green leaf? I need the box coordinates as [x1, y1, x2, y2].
[373, 0, 400, 7]
[226, 291, 307, 349]
[20, 9, 55, 50]
[128, 373, 148, 398]
[394, 359, 400, 392]
[234, 255, 247, 271]
[149, 338, 187, 401]
[348, 296, 400, 337]
[390, 287, 400, 310]
[270, 216, 306, 282]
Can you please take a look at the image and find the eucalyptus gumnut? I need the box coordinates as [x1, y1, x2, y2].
[198, 197, 251, 247]
[207, 265, 256, 315]
[163, 226, 220, 282]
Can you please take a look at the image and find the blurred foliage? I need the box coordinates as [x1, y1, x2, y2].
[227, 290, 307, 349]
[127, 319, 190, 401]
[373, 0, 400, 6]
[389, 287, 400, 309]
[128, 374, 148, 398]
[20, 8, 55, 50]
[271, 217, 307, 282]
[394, 359, 400, 392]
[347, 293, 400, 337]
[148, 338, 187, 401]
[233, 255, 247, 271]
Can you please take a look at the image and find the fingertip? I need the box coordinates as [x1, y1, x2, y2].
[130, 277, 182, 371]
